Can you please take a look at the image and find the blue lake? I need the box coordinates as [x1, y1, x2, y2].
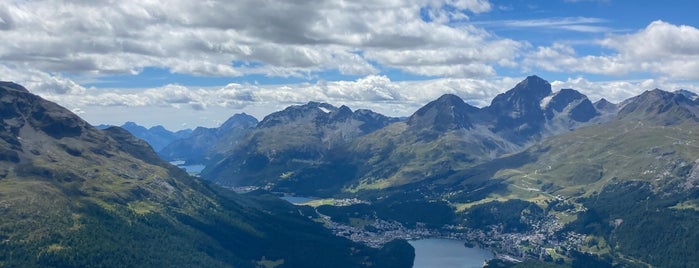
[409, 238, 493, 268]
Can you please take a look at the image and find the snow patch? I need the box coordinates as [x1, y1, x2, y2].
[540, 95, 554, 110]
[318, 106, 332, 113]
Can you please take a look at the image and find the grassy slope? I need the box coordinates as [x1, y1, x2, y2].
[0, 85, 410, 267]
[449, 119, 699, 267]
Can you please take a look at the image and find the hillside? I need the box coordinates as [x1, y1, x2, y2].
[0, 82, 413, 267]
[196, 79, 699, 267]
[444, 89, 699, 267]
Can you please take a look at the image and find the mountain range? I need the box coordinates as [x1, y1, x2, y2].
[200, 76, 605, 195]
[158, 113, 259, 165]
[95, 122, 192, 152]
[58, 75, 699, 267]
[0, 81, 413, 267]
[137, 75, 699, 267]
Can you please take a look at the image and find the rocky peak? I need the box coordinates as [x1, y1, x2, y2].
[0, 84, 86, 140]
[0, 81, 29, 93]
[484, 76, 553, 142]
[257, 101, 338, 128]
[674, 89, 699, 101]
[407, 94, 479, 133]
[502, 75, 552, 101]
[544, 88, 599, 122]
[618, 89, 699, 124]
[218, 113, 258, 131]
[544, 89, 586, 111]
[331, 105, 354, 121]
[594, 98, 618, 113]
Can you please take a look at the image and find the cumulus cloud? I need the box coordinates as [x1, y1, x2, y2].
[0, 65, 87, 95]
[0, 0, 518, 79]
[552, 76, 699, 104]
[525, 20, 699, 79]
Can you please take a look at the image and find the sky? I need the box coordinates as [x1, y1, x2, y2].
[2, 0, 699, 130]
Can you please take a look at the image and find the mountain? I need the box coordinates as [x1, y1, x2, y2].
[484, 75, 600, 144]
[434, 89, 699, 267]
[158, 113, 258, 164]
[617, 88, 699, 125]
[340, 76, 602, 194]
[345, 96, 516, 191]
[193, 79, 698, 267]
[0, 82, 413, 267]
[674, 89, 699, 101]
[484, 75, 553, 143]
[201, 102, 399, 195]
[405, 94, 480, 138]
[593, 98, 618, 113]
[200, 76, 605, 197]
[118, 121, 191, 151]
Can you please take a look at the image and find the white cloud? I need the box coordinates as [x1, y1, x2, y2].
[524, 21, 699, 79]
[0, 0, 517, 79]
[477, 17, 612, 33]
[4, 62, 697, 130]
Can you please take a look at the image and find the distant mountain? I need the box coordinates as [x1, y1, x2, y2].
[483, 75, 600, 144]
[593, 98, 618, 113]
[198, 80, 699, 267]
[201, 102, 399, 195]
[484, 75, 553, 143]
[674, 89, 699, 101]
[200, 76, 604, 197]
[618, 89, 699, 125]
[0, 82, 412, 267]
[158, 113, 258, 164]
[118, 122, 191, 151]
[405, 94, 480, 138]
[339, 76, 603, 193]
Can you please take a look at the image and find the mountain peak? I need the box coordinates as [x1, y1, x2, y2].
[618, 89, 699, 124]
[514, 75, 552, 97]
[219, 113, 258, 130]
[674, 89, 699, 101]
[407, 93, 478, 134]
[541, 88, 599, 123]
[257, 102, 338, 128]
[594, 98, 618, 113]
[485, 76, 553, 142]
[0, 81, 29, 92]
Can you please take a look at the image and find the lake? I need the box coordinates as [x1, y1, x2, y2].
[169, 161, 206, 176]
[409, 238, 493, 268]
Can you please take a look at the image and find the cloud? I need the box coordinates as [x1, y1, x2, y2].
[551, 76, 699, 103]
[5, 62, 697, 129]
[0, 65, 87, 95]
[23, 72, 518, 118]
[524, 20, 699, 79]
[0, 0, 518, 79]
[474, 17, 612, 33]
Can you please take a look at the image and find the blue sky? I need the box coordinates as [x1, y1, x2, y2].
[1, 0, 699, 129]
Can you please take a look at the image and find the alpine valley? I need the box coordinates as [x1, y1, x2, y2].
[4, 74, 699, 267]
[0, 82, 414, 267]
[161, 75, 698, 267]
